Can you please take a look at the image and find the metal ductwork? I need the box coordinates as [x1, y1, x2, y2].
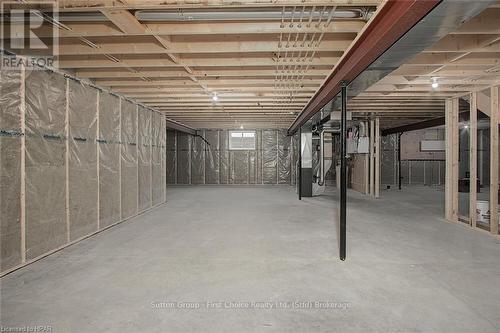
[309, 0, 494, 127]
[317, 129, 337, 188]
[134, 8, 375, 22]
[34, 7, 376, 22]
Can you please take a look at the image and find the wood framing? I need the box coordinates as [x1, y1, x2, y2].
[469, 92, 477, 228]
[65, 79, 71, 242]
[375, 117, 380, 198]
[288, 0, 440, 134]
[150, 112, 153, 211]
[118, 97, 122, 220]
[445, 98, 460, 222]
[342, 5, 500, 133]
[445, 99, 451, 221]
[136, 105, 140, 213]
[490, 85, 499, 235]
[3, 1, 395, 129]
[370, 119, 375, 196]
[19, 63, 26, 264]
[96, 90, 100, 230]
[4, 2, 498, 130]
[452, 98, 459, 223]
[365, 121, 370, 195]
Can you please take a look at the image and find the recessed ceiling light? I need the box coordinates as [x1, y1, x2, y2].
[240, 125, 244, 129]
[212, 94, 218, 101]
[431, 78, 439, 89]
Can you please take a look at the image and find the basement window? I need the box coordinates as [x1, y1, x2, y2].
[229, 131, 256, 150]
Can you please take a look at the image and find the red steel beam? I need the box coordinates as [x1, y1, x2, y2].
[287, 0, 441, 135]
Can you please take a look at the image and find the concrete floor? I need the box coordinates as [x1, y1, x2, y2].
[1, 186, 499, 332]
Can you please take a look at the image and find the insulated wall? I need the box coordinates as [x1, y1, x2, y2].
[98, 91, 121, 228]
[25, 70, 67, 260]
[0, 65, 166, 275]
[166, 129, 297, 185]
[382, 133, 445, 187]
[0, 69, 22, 272]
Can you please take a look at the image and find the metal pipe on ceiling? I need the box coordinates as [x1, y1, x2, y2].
[134, 8, 372, 21]
[33, 7, 374, 22]
[287, 0, 442, 136]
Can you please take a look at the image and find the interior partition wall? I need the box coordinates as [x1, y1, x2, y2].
[0, 65, 167, 275]
[445, 85, 499, 236]
[166, 129, 299, 185]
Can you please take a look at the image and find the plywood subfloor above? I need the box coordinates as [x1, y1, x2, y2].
[4, 1, 383, 128]
[4, 1, 498, 129]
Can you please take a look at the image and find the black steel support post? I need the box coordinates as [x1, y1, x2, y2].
[298, 127, 302, 200]
[398, 133, 402, 190]
[340, 83, 347, 261]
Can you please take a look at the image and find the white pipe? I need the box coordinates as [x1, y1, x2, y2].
[359, 122, 366, 137]
[318, 130, 325, 186]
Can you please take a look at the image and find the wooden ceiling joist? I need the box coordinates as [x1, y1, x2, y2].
[30, 20, 366, 38]
[53, 37, 353, 56]
[5, 0, 495, 128]
[57, 0, 382, 11]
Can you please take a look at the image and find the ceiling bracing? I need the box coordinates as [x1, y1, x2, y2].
[3, 0, 498, 129]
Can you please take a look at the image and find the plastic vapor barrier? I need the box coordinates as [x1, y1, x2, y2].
[262, 130, 278, 184]
[219, 131, 229, 184]
[176, 132, 191, 184]
[138, 106, 152, 212]
[191, 135, 205, 184]
[0, 62, 166, 275]
[0, 69, 22, 271]
[98, 92, 121, 228]
[165, 129, 296, 185]
[152, 112, 166, 206]
[120, 100, 138, 219]
[166, 130, 176, 184]
[204, 130, 220, 184]
[382, 133, 445, 186]
[68, 79, 98, 240]
[381, 134, 397, 185]
[25, 70, 67, 260]
[230, 150, 248, 184]
[278, 130, 291, 184]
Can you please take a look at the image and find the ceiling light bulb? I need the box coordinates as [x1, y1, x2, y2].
[212, 94, 218, 101]
[431, 78, 438, 89]
[240, 125, 244, 129]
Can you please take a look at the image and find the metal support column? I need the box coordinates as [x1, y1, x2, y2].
[298, 127, 302, 200]
[340, 83, 347, 261]
[300, 123, 313, 197]
[398, 133, 402, 190]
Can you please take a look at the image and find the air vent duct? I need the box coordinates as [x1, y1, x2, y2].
[134, 8, 373, 22]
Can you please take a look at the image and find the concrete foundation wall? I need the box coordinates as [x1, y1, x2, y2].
[0, 65, 167, 275]
[166, 129, 298, 185]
